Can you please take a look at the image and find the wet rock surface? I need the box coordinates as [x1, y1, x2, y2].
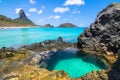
[0, 37, 74, 80]
[78, 2, 120, 80]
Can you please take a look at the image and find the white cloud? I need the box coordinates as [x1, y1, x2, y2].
[53, 15, 60, 19]
[26, 13, 31, 17]
[72, 8, 80, 14]
[72, 10, 80, 14]
[29, 8, 37, 12]
[54, 7, 69, 13]
[37, 6, 45, 14]
[37, 15, 60, 24]
[38, 10, 43, 14]
[29, 0, 36, 4]
[46, 15, 60, 20]
[64, 0, 85, 6]
[15, 8, 22, 14]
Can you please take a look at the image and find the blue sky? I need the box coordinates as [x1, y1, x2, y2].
[0, 0, 119, 27]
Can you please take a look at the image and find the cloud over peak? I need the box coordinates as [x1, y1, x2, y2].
[15, 8, 22, 14]
[64, 0, 85, 6]
[54, 7, 69, 13]
[29, 8, 37, 12]
[38, 10, 43, 14]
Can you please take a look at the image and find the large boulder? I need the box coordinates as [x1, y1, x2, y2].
[78, 2, 120, 80]
[78, 2, 120, 55]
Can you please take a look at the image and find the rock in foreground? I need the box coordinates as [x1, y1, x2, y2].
[78, 2, 120, 80]
[0, 37, 74, 80]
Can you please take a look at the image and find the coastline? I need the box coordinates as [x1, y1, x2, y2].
[0, 26, 40, 29]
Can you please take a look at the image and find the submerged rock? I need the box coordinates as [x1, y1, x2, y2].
[78, 2, 120, 80]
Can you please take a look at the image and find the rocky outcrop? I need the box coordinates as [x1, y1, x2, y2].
[20, 37, 73, 52]
[78, 2, 120, 80]
[0, 37, 74, 80]
[14, 9, 35, 26]
[43, 24, 54, 28]
[59, 23, 77, 28]
[18, 9, 27, 19]
[0, 9, 35, 27]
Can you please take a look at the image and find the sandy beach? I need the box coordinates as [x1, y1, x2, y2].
[0, 26, 40, 29]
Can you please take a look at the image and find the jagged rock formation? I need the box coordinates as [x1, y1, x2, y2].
[78, 2, 120, 80]
[43, 24, 54, 28]
[14, 9, 35, 26]
[18, 9, 27, 19]
[59, 23, 77, 28]
[0, 9, 35, 27]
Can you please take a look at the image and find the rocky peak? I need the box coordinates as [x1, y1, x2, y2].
[18, 9, 27, 19]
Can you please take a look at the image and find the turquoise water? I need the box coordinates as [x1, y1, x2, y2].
[0, 28, 85, 48]
[47, 49, 105, 78]
[0, 27, 105, 78]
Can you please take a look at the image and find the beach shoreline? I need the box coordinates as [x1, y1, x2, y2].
[0, 26, 40, 29]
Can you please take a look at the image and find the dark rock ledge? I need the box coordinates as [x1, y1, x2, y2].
[0, 37, 74, 80]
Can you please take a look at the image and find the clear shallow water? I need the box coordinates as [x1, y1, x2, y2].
[0, 27, 105, 78]
[0, 28, 85, 48]
[47, 49, 105, 78]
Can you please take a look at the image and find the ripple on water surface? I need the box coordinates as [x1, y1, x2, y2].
[47, 49, 106, 78]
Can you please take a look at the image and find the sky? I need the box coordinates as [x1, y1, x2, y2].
[0, 0, 119, 27]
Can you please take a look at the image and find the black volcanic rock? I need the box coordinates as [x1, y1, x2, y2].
[78, 2, 120, 54]
[78, 2, 120, 80]
[59, 23, 77, 28]
[18, 9, 27, 19]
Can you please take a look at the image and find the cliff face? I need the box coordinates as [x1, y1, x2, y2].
[78, 2, 120, 80]
[18, 9, 27, 19]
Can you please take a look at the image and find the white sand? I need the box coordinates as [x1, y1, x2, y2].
[0, 26, 40, 29]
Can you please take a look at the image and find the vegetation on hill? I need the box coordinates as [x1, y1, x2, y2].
[0, 9, 35, 27]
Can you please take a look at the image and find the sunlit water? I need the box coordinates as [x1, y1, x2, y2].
[47, 48, 105, 78]
[0, 28, 85, 48]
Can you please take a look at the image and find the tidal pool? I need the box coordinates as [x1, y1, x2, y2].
[47, 48, 105, 78]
